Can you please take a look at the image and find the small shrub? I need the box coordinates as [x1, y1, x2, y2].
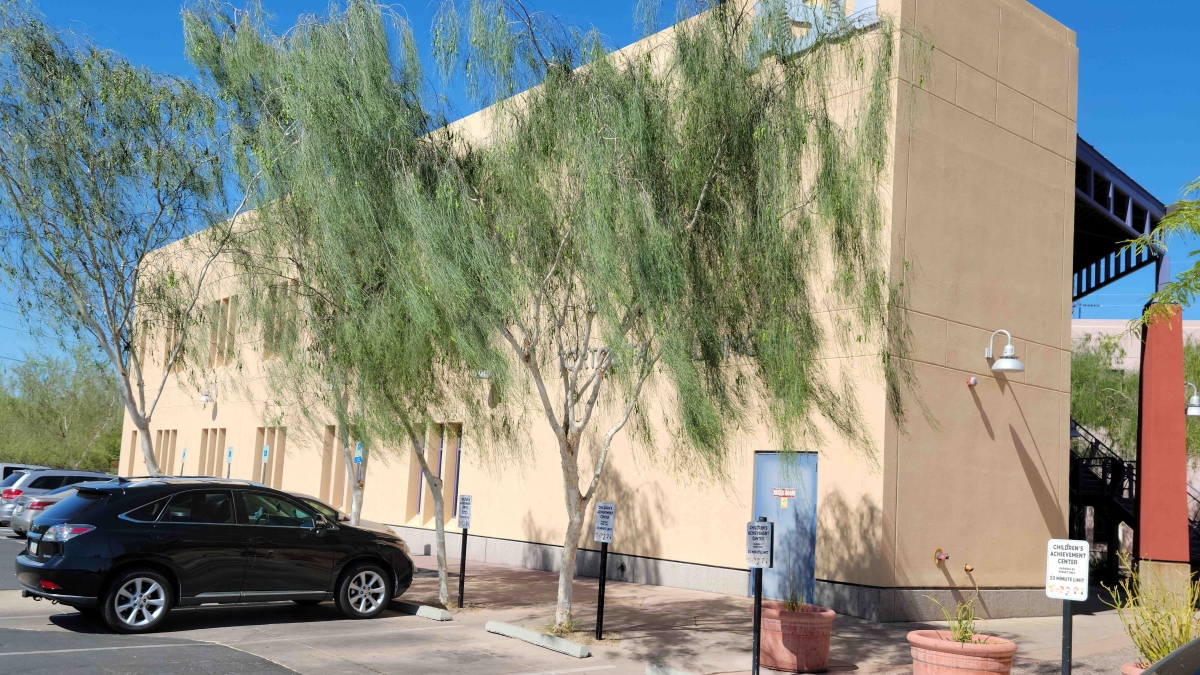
[784, 575, 803, 612]
[1103, 553, 1200, 667]
[925, 594, 981, 643]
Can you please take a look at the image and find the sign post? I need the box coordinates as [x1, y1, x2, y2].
[226, 447, 233, 478]
[179, 449, 186, 477]
[457, 494, 472, 608]
[593, 501, 615, 640]
[747, 517, 774, 675]
[1046, 539, 1090, 675]
[260, 445, 270, 483]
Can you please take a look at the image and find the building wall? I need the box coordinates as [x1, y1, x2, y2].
[877, 0, 1076, 616]
[121, 0, 1079, 621]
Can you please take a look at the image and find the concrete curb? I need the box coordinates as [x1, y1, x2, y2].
[484, 621, 590, 658]
[392, 601, 453, 621]
[645, 665, 699, 675]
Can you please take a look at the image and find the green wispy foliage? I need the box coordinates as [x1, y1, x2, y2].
[183, 0, 503, 605]
[427, 0, 914, 627]
[0, 1, 239, 475]
[188, 0, 917, 628]
[1071, 333, 1200, 458]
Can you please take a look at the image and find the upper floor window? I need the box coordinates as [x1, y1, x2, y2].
[208, 296, 238, 368]
[263, 280, 297, 359]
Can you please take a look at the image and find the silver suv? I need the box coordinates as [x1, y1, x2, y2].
[0, 464, 47, 481]
[0, 469, 112, 526]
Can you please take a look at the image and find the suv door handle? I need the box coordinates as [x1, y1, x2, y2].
[248, 536, 269, 545]
[154, 533, 180, 543]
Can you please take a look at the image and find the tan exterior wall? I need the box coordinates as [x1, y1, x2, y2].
[121, 0, 1079, 620]
[884, 0, 1077, 593]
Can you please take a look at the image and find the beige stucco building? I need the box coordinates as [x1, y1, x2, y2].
[121, 0, 1099, 621]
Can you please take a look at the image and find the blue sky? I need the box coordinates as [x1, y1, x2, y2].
[2, 0, 1197, 361]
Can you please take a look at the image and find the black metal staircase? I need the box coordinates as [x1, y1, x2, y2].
[1069, 419, 1200, 578]
[1068, 419, 1137, 581]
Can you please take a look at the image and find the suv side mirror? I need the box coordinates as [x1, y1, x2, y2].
[314, 513, 336, 531]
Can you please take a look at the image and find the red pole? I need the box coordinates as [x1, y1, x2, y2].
[1135, 304, 1190, 562]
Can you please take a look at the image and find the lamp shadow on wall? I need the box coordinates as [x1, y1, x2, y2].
[1010, 425, 1067, 538]
[969, 387, 994, 440]
[1008, 390, 1067, 538]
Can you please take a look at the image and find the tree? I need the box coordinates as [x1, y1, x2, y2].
[1070, 332, 1200, 458]
[0, 1, 248, 475]
[182, 0, 506, 605]
[425, 0, 910, 630]
[0, 344, 122, 471]
[1069, 334, 1139, 457]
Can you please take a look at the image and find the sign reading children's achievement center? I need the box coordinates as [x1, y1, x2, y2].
[746, 521, 774, 569]
[457, 494, 472, 529]
[1046, 539, 1089, 601]
[594, 502, 615, 543]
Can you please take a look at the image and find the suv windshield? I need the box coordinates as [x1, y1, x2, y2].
[300, 498, 340, 521]
[1, 472, 25, 488]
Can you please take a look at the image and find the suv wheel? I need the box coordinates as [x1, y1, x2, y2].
[335, 563, 391, 620]
[102, 569, 173, 633]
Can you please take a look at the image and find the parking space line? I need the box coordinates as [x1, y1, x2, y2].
[0, 614, 58, 620]
[506, 662, 619, 667]
[0, 642, 217, 657]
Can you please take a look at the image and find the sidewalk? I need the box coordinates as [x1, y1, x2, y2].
[406, 555, 1137, 675]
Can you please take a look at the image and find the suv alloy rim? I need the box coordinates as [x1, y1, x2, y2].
[348, 570, 386, 614]
[114, 577, 166, 627]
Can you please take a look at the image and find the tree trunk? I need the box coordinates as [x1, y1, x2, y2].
[407, 428, 451, 607]
[338, 427, 365, 526]
[555, 492, 586, 630]
[428, 474, 450, 606]
[135, 416, 161, 476]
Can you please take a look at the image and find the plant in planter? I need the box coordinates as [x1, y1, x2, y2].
[1103, 553, 1200, 675]
[757, 577, 836, 673]
[907, 594, 1017, 675]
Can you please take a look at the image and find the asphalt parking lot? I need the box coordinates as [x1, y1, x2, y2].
[0, 528, 636, 675]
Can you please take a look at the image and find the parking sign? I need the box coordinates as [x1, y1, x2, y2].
[746, 521, 774, 569]
[594, 502, 615, 543]
[458, 494, 473, 529]
[1046, 539, 1089, 601]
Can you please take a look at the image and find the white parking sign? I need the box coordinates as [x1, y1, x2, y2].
[746, 521, 774, 569]
[1046, 539, 1089, 601]
[458, 494, 472, 529]
[594, 502, 615, 543]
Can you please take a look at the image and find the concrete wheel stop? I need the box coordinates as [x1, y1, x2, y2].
[484, 621, 591, 658]
[392, 601, 453, 621]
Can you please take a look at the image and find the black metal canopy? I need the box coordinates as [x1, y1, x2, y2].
[1073, 137, 1167, 301]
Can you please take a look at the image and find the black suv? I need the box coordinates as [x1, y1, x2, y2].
[16, 478, 414, 633]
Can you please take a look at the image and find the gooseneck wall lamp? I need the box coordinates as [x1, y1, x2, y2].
[985, 330, 1025, 373]
[197, 383, 217, 406]
[1187, 383, 1200, 417]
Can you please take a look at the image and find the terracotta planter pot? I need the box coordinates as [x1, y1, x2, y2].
[907, 630, 1018, 675]
[756, 602, 836, 673]
[1119, 662, 1146, 675]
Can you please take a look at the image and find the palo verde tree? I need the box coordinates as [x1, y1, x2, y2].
[183, 0, 508, 604]
[424, 0, 913, 629]
[0, 1, 245, 475]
